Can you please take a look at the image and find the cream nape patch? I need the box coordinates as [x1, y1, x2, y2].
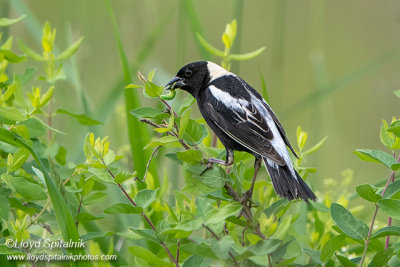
[207, 61, 233, 82]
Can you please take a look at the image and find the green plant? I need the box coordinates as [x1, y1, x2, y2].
[2, 11, 400, 267]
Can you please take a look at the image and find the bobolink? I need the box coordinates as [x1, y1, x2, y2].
[165, 61, 316, 202]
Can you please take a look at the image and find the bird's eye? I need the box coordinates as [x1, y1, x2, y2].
[184, 68, 192, 77]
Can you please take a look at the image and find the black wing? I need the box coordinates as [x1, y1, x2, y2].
[202, 87, 286, 166]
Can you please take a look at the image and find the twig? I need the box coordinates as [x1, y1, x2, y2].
[241, 228, 247, 247]
[134, 146, 161, 182]
[75, 195, 83, 227]
[176, 239, 180, 264]
[161, 98, 178, 117]
[202, 224, 240, 267]
[359, 154, 400, 266]
[224, 183, 265, 240]
[102, 160, 179, 266]
[24, 247, 36, 267]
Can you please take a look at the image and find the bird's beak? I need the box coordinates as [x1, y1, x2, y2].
[164, 77, 185, 90]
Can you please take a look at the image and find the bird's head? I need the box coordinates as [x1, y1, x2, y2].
[165, 61, 225, 97]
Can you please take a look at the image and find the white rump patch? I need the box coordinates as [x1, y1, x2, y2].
[207, 61, 233, 82]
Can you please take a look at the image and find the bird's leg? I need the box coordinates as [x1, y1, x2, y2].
[200, 149, 234, 175]
[241, 157, 262, 207]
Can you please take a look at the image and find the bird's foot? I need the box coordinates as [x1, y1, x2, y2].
[200, 158, 229, 176]
[200, 161, 214, 175]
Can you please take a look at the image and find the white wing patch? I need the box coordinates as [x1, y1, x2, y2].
[208, 85, 248, 111]
[207, 61, 233, 82]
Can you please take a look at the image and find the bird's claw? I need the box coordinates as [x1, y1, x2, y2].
[200, 161, 214, 176]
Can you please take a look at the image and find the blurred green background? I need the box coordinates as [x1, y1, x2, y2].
[3, 0, 400, 194]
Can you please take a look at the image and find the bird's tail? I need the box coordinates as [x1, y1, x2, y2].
[263, 158, 316, 202]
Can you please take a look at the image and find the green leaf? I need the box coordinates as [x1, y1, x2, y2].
[18, 40, 44, 61]
[230, 47, 266, 61]
[178, 95, 196, 115]
[394, 90, 400, 98]
[353, 149, 397, 169]
[10, 176, 47, 200]
[133, 189, 157, 209]
[182, 255, 213, 267]
[381, 119, 395, 149]
[3, 83, 17, 102]
[129, 228, 159, 243]
[272, 215, 292, 240]
[56, 109, 102, 125]
[372, 226, 400, 239]
[0, 50, 26, 63]
[75, 212, 105, 222]
[39, 86, 55, 108]
[128, 246, 174, 267]
[320, 234, 345, 262]
[129, 107, 167, 119]
[56, 36, 84, 61]
[388, 120, 400, 138]
[83, 191, 107, 205]
[176, 150, 203, 164]
[196, 33, 224, 57]
[336, 255, 358, 267]
[0, 15, 26, 27]
[205, 203, 242, 225]
[303, 248, 322, 264]
[210, 236, 234, 260]
[179, 108, 191, 137]
[0, 195, 10, 220]
[243, 239, 281, 258]
[144, 136, 180, 149]
[18, 118, 45, 138]
[303, 136, 328, 155]
[368, 249, 394, 267]
[356, 184, 382, 202]
[182, 169, 216, 194]
[186, 164, 227, 188]
[383, 179, 400, 199]
[144, 81, 163, 97]
[331, 203, 369, 240]
[183, 119, 207, 145]
[0, 107, 26, 122]
[114, 171, 136, 184]
[104, 203, 143, 214]
[378, 199, 400, 220]
[264, 199, 289, 217]
[180, 243, 217, 259]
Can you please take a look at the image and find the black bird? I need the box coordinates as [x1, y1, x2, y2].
[165, 61, 316, 202]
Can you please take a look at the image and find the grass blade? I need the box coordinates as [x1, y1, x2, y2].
[183, 0, 209, 59]
[104, 0, 150, 184]
[0, 129, 89, 267]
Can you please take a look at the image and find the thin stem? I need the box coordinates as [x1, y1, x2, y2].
[48, 99, 53, 142]
[160, 98, 178, 117]
[75, 195, 83, 227]
[359, 154, 400, 266]
[176, 239, 180, 264]
[102, 160, 179, 266]
[24, 247, 36, 267]
[134, 146, 161, 182]
[202, 224, 240, 267]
